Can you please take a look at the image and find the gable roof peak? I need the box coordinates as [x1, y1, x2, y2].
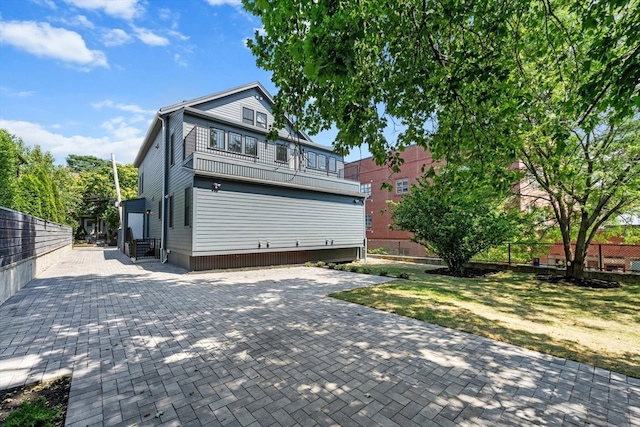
[159, 81, 273, 114]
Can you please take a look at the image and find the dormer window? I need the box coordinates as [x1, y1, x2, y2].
[256, 112, 267, 129]
[243, 107, 254, 125]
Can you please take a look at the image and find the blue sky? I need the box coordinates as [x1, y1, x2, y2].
[0, 0, 371, 165]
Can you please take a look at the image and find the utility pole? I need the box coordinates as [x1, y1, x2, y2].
[111, 153, 123, 230]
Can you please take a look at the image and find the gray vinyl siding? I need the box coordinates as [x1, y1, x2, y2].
[194, 87, 308, 142]
[166, 110, 194, 253]
[137, 131, 164, 239]
[192, 179, 364, 255]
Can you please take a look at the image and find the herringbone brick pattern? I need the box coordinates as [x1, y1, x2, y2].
[1, 248, 638, 426]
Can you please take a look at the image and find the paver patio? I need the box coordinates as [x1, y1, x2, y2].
[0, 248, 638, 426]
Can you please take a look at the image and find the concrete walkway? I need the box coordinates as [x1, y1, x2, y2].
[0, 248, 638, 427]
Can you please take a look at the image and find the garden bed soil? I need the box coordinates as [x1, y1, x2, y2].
[0, 376, 71, 427]
[425, 268, 621, 288]
[535, 274, 621, 289]
[424, 267, 502, 278]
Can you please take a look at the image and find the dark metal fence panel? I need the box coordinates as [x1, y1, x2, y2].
[132, 238, 160, 260]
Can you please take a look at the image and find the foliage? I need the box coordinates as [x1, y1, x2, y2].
[244, 0, 640, 279]
[0, 129, 76, 225]
[4, 398, 59, 427]
[390, 169, 520, 275]
[70, 156, 138, 238]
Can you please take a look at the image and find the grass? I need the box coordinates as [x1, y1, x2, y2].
[4, 398, 59, 427]
[329, 260, 640, 378]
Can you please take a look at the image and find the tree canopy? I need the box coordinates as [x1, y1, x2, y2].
[245, 0, 640, 278]
[390, 168, 520, 275]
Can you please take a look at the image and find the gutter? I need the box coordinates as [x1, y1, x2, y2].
[159, 114, 168, 263]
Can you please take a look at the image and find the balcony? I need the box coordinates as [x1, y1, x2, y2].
[183, 126, 361, 195]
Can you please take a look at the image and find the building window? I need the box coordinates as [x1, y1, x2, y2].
[168, 195, 174, 228]
[158, 201, 162, 220]
[139, 172, 144, 194]
[328, 157, 337, 172]
[243, 107, 254, 125]
[245, 137, 258, 156]
[307, 152, 316, 168]
[170, 133, 175, 166]
[276, 145, 288, 163]
[360, 182, 371, 198]
[396, 178, 409, 194]
[184, 187, 191, 227]
[229, 133, 242, 153]
[209, 128, 224, 150]
[365, 213, 372, 231]
[318, 154, 327, 170]
[256, 112, 267, 129]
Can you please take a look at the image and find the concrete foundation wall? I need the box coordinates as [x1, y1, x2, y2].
[0, 207, 72, 305]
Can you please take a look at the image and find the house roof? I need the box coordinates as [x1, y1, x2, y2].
[133, 82, 320, 167]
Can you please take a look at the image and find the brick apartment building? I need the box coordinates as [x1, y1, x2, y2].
[344, 145, 443, 257]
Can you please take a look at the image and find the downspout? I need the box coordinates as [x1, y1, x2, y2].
[159, 114, 168, 263]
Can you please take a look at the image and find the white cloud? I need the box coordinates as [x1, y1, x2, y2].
[0, 119, 142, 164]
[63, 0, 142, 20]
[101, 28, 133, 46]
[0, 87, 36, 97]
[205, 0, 242, 5]
[91, 100, 155, 117]
[0, 20, 108, 69]
[30, 0, 57, 9]
[174, 54, 187, 67]
[167, 29, 189, 41]
[132, 27, 169, 46]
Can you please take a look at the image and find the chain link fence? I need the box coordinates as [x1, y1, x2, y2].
[367, 239, 640, 274]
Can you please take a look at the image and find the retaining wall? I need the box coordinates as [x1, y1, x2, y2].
[0, 207, 72, 305]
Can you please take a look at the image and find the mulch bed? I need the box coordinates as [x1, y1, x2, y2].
[424, 267, 621, 289]
[424, 267, 502, 278]
[0, 376, 71, 427]
[535, 274, 621, 289]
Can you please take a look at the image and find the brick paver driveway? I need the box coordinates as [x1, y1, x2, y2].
[1, 248, 638, 426]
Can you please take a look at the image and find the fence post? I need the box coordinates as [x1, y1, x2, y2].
[508, 243, 511, 265]
[599, 244, 603, 271]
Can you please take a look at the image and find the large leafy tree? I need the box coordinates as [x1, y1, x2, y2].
[390, 169, 520, 276]
[69, 155, 138, 239]
[0, 129, 76, 224]
[244, 0, 639, 278]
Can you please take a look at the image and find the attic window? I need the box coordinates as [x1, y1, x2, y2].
[243, 107, 254, 125]
[256, 112, 267, 129]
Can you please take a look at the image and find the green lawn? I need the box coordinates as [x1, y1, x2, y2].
[329, 260, 640, 378]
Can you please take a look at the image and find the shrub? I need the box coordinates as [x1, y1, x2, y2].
[315, 261, 326, 267]
[327, 263, 336, 269]
[304, 262, 314, 267]
[397, 272, 410, 279]
[379, 270, 389, 277]
[5, 398, 59, 427]
[361, 267, 373, 274]
[348, 265, 360, 273]
[335, 264, 345, 271]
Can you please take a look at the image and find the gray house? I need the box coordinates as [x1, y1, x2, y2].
[126, 82, 365, 270]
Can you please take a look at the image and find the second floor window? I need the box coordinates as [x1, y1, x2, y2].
[307, 152, 316, 168]
[245, 137, 257, 156]
[276, 145, 288, 162]
[229, 133, 242, 153]
[243, 107, 254, 125]
[396, 178, 409, 194]
[328, 157, 337, 172]
[318, 154, 327, 170]
[209, 128, 224, 150]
